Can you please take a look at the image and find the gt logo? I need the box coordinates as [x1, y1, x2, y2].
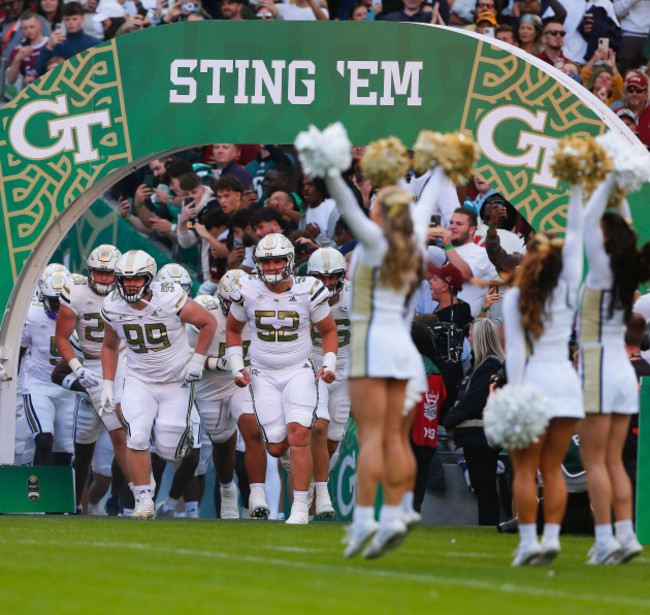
[8, 95, 111, 163]
[477, 105, 559, 189]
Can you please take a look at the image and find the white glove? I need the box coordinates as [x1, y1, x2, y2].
[99, 380, 116, 417]
[181, 353, 206, 384]
[322, 352, 337, 375]
[226, 346, 245, 379]
[0, 363, 7, 382]
[69, 358, 101, 388]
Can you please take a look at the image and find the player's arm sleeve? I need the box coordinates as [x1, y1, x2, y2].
[229, 301, 248, 323]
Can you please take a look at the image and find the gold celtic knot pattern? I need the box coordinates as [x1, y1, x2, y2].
[0, 41, 131, 280]
[462, 41, 605, 234]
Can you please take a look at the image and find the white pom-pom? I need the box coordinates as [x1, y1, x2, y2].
[295, 122, 353, 179]
[484, 384, 549, 450]
[595, 131, 650, 195]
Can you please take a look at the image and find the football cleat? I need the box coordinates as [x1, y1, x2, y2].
[220, 483, 240, 519]
[587, 537, 623, 565]
[131, 499, 155, 520]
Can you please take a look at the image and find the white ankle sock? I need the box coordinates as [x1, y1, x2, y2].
[354, 506, 375, 525]
[595, 523, 613, 547]
[220, 481, 234, 490]
[518, 523, 538, 547]
[379, 505, 400, 524]
[614, 519, 634, 543]
[542, 523, 560, 543]
[401, 491, 414, 512]
[293, 491, 308, 506]
[185, 501, 199, 514]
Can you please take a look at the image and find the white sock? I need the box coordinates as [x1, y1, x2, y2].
[379, 505, 401, 524]
[541, 523, 560, 544]
[401, 491, 414, 512]
[595, 523, 613, 547]
[163, 496, 178, 512]
[185, 501, 199, 514]
[220, 481, 234, 490]
[518, 523, 538, 547]
[133, 484, 152, 503]
[122, 508, 134, 516]
[293, 490, 309, 506]
[614, 519, 635, 543]
[353, 506, 375, 525]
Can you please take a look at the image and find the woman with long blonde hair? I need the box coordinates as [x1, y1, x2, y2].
[502, 183, 585, 566]
[324, 168, 447, 559]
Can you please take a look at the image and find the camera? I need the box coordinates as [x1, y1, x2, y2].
[20, 37, 29, 46]
[428, 322, 465, 363]
[181, 1, 199, 11]
[489, 367, 507, 389]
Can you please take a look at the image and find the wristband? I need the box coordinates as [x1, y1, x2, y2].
[322, 351, 337, 373]
[170, 223, 177, 233]
[125, 213, 131, 222]
[481, 306, 489, 313]
[229, 353, 245, 377]
[102, 379, 114, 393]
[444, 244, 453, 251]
[487, 223, 496, 230]
[68, 358, 83, 375]
[135, 202, 144, 209]
[61, 374, 78, 390]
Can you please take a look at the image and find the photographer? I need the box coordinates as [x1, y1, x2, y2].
[176, 171, 221, 286]
[441, 319, 505, 526]
[428, 262, 472, 416]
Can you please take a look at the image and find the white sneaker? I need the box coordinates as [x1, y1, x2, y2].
[613, 537, 642, 564]
[155, 501, 175, 519]
[315, 486, 335, 520]
[286, 500, 310, 525]
[402, 508, 421, 531]
[537, 538, 560, 566]
[186, 510, 199, 519]
[363, 518, 408, 560]
[132, 499, 155, 520]
[342, 520, 379, 559]
[249, 485, 270, 519]
[511, 542, 542, 566]
[587, 537, 623, 565]
[220, 484, 240, 520]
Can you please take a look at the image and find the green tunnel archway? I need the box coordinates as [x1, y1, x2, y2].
[1, 20, 648, 462]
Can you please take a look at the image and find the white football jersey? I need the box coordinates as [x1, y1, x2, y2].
[21, 302, 79, 385]
[312, 280, 352, 380]
[60, 275, 125, 358]
[186, 296, 252, 398]
[229, 275, 330, 369]
[101, 281, 192, 383]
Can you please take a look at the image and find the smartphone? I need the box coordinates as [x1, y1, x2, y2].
[598, 37, 609, 53]
[54, 22, 65, 33]
[430, 214, 441, 226]
[483, 27, 495, 38]
[20, 37, 29, 46]
[233, 237, 244, 247]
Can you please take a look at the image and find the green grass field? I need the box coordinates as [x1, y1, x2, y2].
[1, 518, 648, 614]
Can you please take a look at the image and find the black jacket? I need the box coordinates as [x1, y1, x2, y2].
[442, 355, 503, 448]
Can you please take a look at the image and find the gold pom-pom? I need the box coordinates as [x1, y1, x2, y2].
[360, 137, 410, 188]
[412, 130, 480, 184]
[550, 136, 614, 196]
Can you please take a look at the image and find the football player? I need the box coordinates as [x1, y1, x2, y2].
[226, 234, 338, 524]
[100, 250, 216, 519]
[21, 270, 76, 466]
[55, 245, 131, 511]
[307, 247, 352, 519]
